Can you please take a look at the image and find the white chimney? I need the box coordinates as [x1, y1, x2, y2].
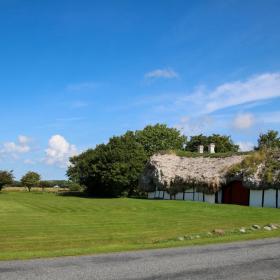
[209, 143, 215, 154]
[198, 145, 204, 154]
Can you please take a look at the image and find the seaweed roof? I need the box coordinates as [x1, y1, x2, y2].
[139, 150, 280, 194]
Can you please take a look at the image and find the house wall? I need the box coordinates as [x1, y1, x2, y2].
[205, 194, 215, 203]
[194, 192, 204, 202]
[152, 190, 165, 199]
[148, 192, 155, 199]
[184, 191, 195, 201]
[163, 192, 170, 200]
[175, 192, 184, 200]
[249, 190, 263, 207]
[263, 189, 277, 208]
[148, 188, 279, 208]
[147, 190, 214, 203]
[249, 189, 279, 208]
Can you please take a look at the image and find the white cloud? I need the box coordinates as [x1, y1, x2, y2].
[145, 68, 178, 79]
[205, 73, 280, 113]
[45, 135, 78, 168]
[173, 73, 280, 115]
[0, 135, 31, 157]
[233, 113, 255, 129]
[237, 141, 255, 152]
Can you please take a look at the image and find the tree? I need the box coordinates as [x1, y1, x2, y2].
[67, 124, 188, 197]
[0, 170, 14, 191]
[68, 132, 147, 197]
[135, 124, 187, 156]
[184, 134, 208, 152]
[208, 134, 239, 153]
[21, 171, 41, 192]
[185, 134, 239, 153]
[256, 130, 280, 150]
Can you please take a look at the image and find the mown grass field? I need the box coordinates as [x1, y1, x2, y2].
[0, 191, 279, 260]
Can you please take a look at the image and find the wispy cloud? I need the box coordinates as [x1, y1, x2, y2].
[204, 73, 280, 113]
[173, 73, 280, 115]
[144, 68, 178, 79]
[109, 72, 280, 137]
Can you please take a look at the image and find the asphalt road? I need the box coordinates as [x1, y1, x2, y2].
[0, 238, 280, 280]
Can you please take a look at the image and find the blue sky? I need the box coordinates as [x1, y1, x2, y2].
[0, 0, 280, 179]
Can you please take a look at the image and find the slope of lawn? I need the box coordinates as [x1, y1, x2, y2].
[0, 191, 279, 260]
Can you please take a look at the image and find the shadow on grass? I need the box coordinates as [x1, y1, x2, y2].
[57, 191, 117, 199]
[57, 191, 148, 200]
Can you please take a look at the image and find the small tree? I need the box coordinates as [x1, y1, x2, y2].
[0, 170, 14, 191]
[256, 130, 280, 150]
[21, 171, 41, 192]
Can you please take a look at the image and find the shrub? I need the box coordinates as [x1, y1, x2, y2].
[68, 182, 82, 192]
[21, 171, 41, 192]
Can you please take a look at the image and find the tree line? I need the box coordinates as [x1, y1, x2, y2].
[0, 171, 80, 192]
[67, 124, 280, 197]
[1, 124, 279, 196]
[0, 171, 40, 192]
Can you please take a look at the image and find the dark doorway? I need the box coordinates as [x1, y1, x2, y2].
[222, 181, 249, 206]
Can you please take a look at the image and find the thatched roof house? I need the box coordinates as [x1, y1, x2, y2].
[139, 154, 245, 194]
[139, 150, 280, 207]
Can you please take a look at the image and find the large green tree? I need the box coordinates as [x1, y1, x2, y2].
[67, 124, 192, 197]
[185, 134, 239, 153]
[68, 132, 147, 196]
[0, 170, 14, 191]
[135, 124, 187, 156]
[256, 130, 280, 150]
[21, 171, 41, 192]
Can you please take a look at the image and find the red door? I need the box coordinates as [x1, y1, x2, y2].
[222, 181, 249, 206]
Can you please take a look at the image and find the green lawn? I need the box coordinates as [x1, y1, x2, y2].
[0, 191, 279, 260]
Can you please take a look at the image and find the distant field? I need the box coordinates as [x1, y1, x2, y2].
[0, 192, 279, 260]
[3, 186, 68, 193]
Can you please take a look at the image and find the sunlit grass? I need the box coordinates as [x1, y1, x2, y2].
[0, 192, 279, 260]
